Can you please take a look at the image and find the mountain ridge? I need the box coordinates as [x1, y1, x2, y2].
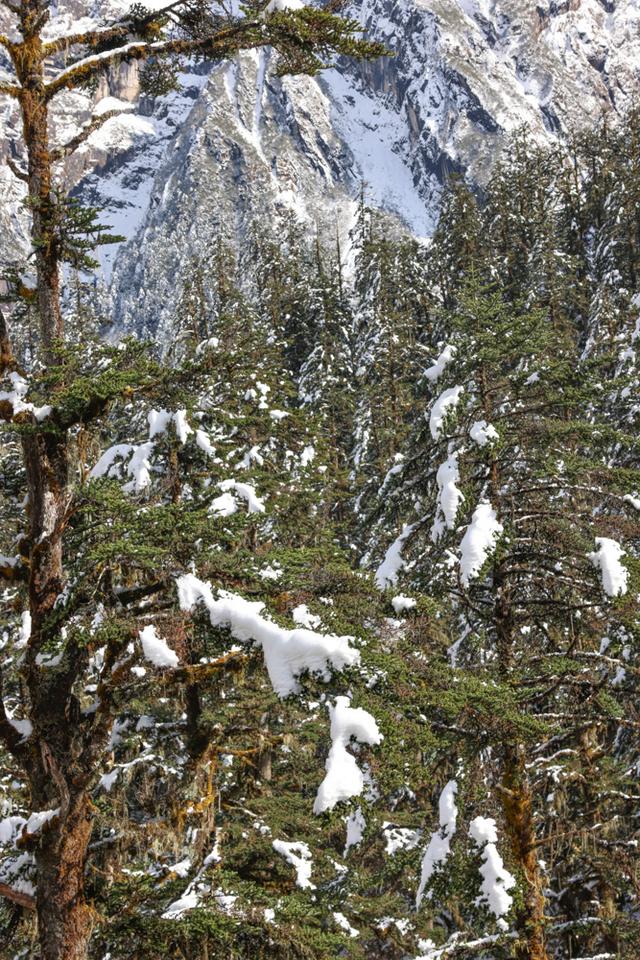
[1, 0, 639, 334]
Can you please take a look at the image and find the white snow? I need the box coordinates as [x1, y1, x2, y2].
[216, 479, 266, 514]
[8, 716, 33, 739]
[266, 0, 304, 10]
[23, 808, 59, 836]
[469, 816, 515, 919]
[195, 429, 216, 458]
[148, 408, 192, 443]
[344, 807, 366, 853]
[300, 445, 316, 467]
[416, 780, 458, 908]
[383, 822, 421, 854]
[0, 372, 52, 421]
[237, 444, 264, 469]
[391, 596, 417, 614]
[292, 604, 322, 629]
[170, 858, 192, 879]
[588, 537, 629, 598]
[429, 386, 464, 440]
[93, 97, 134, 117]
[469, 420, 499, 447]
[469, 816, 498, 846]
[425, 344, 456, 382]
[99, 770, 120, 792]
[321, 68, 436, 238]
[0, 809, 58, 846]
[17, 611, 31, 649]
[432, 452, 464, 540]
[333, 911, 359, 938]
[162, 888, 200, 918]
[272, 839, 314, 888]
[459, 502, 503, 588]
[89, 441, 153, 492]
[139, 625, 179, 668]
[209, 492, 238, 517]
[87, 113, 156, 153]
[313, 696, 382, 814]
[176, 575, 360, 697]
[375, 523, 417, 589]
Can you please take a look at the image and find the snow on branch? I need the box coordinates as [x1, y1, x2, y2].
[468, 816, 515, 926]
[176, 574, 360, 697]
[272, 839, 314, 888]
[139, 625, 179, 669]
[313, 696, 382, 814]
[375, 522, 418, 589]
[588, 537, 629, 598]
[416, 780, 458, 908]
[42, 24, 137, 58]
[432, 452, 464, 541]
[41, 0, 191, 57]
[0, 371, 52, 423]
[429, 385, 463, 440]
[45, 24, 255, 100]
[0, 879, 36, 910]
[424, 344, 456, 383]
[459, 501, 503, 588]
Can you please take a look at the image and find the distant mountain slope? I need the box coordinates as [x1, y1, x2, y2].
[1, 0, 638, 335]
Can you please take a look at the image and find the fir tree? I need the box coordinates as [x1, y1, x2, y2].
[372, 273, 640, 959]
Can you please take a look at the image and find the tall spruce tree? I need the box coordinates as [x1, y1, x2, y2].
[0, 4, 383, 955]
[369, 271, 640, 959]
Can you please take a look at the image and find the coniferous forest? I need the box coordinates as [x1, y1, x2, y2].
[0, 3, 639, 960]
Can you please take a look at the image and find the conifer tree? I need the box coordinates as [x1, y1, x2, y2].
[371, 273, 640, 960]
[351, 211, 426, 515]
[0, 4, 383, 956]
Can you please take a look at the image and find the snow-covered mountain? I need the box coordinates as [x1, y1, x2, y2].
[1, 0, 639, 336]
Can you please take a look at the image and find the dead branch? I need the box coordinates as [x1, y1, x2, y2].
[0, 881, 36, 910]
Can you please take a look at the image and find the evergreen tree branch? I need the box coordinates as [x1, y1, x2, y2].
[41, 1, 186, 56]
[5, 155, 28, 181]
[50, 110, 130, 162]
[42, 25, 137, 58]
[0, 881, 36, 910]
[44, 24, 253, 100]
[0, 558, 28, 582]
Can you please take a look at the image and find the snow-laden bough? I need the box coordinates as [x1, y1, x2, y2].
[313, 696, 382, 814]
[459, 502, 503, 588]
[468, 816, 516, 926]
[416, 780, 458, 908]
[588, 537, 629, 598]
[176, 574, 359, 697]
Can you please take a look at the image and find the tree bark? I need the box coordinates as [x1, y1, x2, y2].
[33, 796, 93, 960]
[17, 26, 63, 353]
[494, 567, 548, 960]
[13, 21, 92, 958]
[501, 746, 548, 960]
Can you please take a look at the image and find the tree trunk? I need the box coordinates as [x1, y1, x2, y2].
[494, 570, 548, 960]
[18, 27, 63, 353]
[15, 34, 91, 958]
[501, 746, 548, 960]
[34, 795, 93, 960]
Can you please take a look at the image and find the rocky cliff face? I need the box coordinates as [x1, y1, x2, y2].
[1, 0, 639, 336]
